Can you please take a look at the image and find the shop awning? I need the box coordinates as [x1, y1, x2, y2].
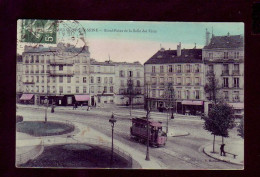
[228, 103, 244, 109]
[182, 100, 203, 105]
[20, 94, 34, 100]
[75, 95, 90, 101]
[150, 121, 162, 127]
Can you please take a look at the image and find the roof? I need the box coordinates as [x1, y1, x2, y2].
[90, 60, 143, 66]
[204, 35, 244, 49]
[144, 49, 202, 65]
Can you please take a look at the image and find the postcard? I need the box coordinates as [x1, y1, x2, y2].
[16, 19, 244, 169]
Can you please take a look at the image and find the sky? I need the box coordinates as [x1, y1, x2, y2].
[17, 20, 244, 64]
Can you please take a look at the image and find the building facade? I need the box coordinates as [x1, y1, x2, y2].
[203, 33, 244, 117]
[20, 43, 91, 106]
[16, 55, 23, 102]
[144, 44, 205, 115]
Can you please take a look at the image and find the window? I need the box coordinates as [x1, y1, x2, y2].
[177, 65, 181, 73]
[91, 76, 94, 83]
[59, 76, 63, 83]
[195, 77, 200, 85]
[195, 90, 200, 99]
[59, 86, 63, 93]
[31, 76, 34, 82]
[31, 86, 34, 92]
[36, 76, 39, 83]
[83, 66, 87, 73]
[30, 65, 34, 73]
[59, 65, 63, 71]
[109, 77, 113, 84]
[104, 86, 107, 93]
[104, 77, 108, 84]
[52, 77, 56, 83]
[152, 89, 156, 97]
[234, 78, 239, 88]
[168, 77, 173, 83]
[47, 86, 50, 93]
[83, 77, 87, 83]
[186, 65, 191, 73]
[110, 86, 113, 93]
[234, 52, 239, 59]
[128, 71, 133, 77]
[90, 66, 94, 73]
[177, 90, 181, 99]
[233, 64, 240, 75]
[46, 55, 50, 63]
[36, 86, 39, 92]
[98, 97, 101, 103]
[30, 56, 34, 63]
[42, 86, 44, 93]
[76, 77, 79, 83]
[121, 80, 124, 86]
[209, 53, 213, 59]
[152, 66, 156, 73]
[186, 77, 191, 85]
[224, 52, 228, 59]
[41, 76, 44, 83]
[186, 90, 190, 99]
[98, 86, 101, 93]
[152, 77, 156, 84]
[67, 86, 71, 93]
[223, 78, 229, 88]
[137, 80, 140, 87]
[160, 77, 164, 83]
[41, 65, 44, 73]
[224, 91, 229, 100]
[97, 77, 101, 83]
[177, 77, 181, 85]
[76, 86, 79, 93]
[160, 66, 164, 73]
[137, 71, 140, 77]
[168, 65, 173, 73]
[83, 86, 87, 93]
[233, 91, 240, 102]
[47, 65, 50, 73]
[195, 64, 200, 72]
[91, 86, 94, 93]
[47, 77, 50, 83]
[52, 86, 56, 93]
[119, 89, 125, 94]
[67, 77, 71, 83]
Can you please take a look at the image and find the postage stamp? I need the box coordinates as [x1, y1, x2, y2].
[20, 19, 57, 44]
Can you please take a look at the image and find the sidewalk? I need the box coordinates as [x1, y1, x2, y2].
[203, 140, 244, 166]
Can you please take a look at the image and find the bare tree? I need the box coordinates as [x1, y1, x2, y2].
[204, 72, 221, 104]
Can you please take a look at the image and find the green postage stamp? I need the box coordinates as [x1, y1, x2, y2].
[20, 19, 57, 44]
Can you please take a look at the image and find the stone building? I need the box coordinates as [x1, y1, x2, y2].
[16, 55, 23, 102]
[144, 43, 205, 115]
[203, 33, 244, 117]
[19, 43, 91, 106]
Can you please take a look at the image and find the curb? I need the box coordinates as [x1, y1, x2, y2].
[202, 146, 244, 166]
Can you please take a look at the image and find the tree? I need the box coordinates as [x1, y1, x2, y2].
[125, 78, 140, 117]
[204, 72, 221, 104]
[202, 102, 236, 152]
[237, 116, 244, 139]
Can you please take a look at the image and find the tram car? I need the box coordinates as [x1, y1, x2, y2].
[130, 117, 167, 147]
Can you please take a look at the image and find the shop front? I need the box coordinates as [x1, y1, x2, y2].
[20, 94, 34, 104]
[75, 95, 90, 106]
[181, 100, 204, 115]
[228, 102, 244, 118]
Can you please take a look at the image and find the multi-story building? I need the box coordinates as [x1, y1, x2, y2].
[16, 55, 23, 102]
[114, 61, 144, 105]
[20, 43, 91, 106]
[89, 60, 116, 106]
[18, 43, 144, 107]
[203, 33, 244, 117]
[144, 43, 205, 115]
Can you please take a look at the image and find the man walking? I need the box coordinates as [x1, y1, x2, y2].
[220, 144, 226, 156]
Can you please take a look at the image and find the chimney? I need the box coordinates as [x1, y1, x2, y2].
[205, 28, 210, 46]
[177, 42, 181, 56]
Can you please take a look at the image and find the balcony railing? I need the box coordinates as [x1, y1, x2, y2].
[177, 70, 182, 73]
[49, 70, 74, 76]
[232, 70, 240, 75]
[50, 60, 74, 65]
[233, 85, 240, 88]
[23, 81, 35, 84]
[221, 70, 229, 76]
[222, 84, 229, 88]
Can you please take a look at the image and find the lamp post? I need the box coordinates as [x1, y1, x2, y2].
[44, 95, 48, 123]
[109, 112, 117, 167]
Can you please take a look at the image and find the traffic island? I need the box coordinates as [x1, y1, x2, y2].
[19, 143, 131, 168]
[16, 121, 75, 136]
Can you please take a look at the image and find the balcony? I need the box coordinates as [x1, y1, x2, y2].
[232, 70, 240, 76]
[50, 60, 74, 66]
[233, 85, 240, 88]
[23, 81, 35, 84]
[206, 70, 214, 76]
[221, 70, 229, 76]
[176, 70, 182, 73]
[49, 70, 74, 76]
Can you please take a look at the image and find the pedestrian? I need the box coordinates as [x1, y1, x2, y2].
[220, 144, 226, 156]
[51, 104, 55, 113]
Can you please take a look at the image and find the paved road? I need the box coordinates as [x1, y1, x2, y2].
[17, 106, 243, 169]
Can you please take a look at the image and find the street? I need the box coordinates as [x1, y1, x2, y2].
[17, 105, 243, 169]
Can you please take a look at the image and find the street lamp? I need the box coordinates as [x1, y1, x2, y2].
[44, 95, 48, 123]
[109, 112, 117, 167]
